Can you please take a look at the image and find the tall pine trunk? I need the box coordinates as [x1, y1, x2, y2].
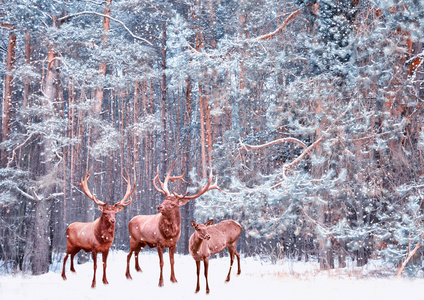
[32, 15, 61, 274]
[1, 32, 16, 166]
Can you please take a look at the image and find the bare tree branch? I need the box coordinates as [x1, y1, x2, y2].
[396, 241, 421, 277]
[285, 136, 323, 171]
[238, 135, 323, 182]
[7, 133, 36, 168]
[58, 11, 153, 46]
[16, 187, 63, 202]
[17, 187, 36, 201]
[241, 137, 308, 151]
[45, 192, 64, 201]
[256, 10, 301, 41]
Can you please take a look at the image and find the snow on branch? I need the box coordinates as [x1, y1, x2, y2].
[58, 11, 153, 46]
[241, 137, 308, 150]
[238, 136, 323, 183]
[256, 10, 301, 41]
[17, 187, 64, 202]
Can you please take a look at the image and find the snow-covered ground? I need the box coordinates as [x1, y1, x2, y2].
[0, 251, 423, 300]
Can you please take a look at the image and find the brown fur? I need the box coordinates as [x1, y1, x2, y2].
[125, 198, 182, 286]
[125, 162, 219, 287]
[189, 219, 242, 294]
[61, 169, 135, 288]
[61, 205, 122, 287]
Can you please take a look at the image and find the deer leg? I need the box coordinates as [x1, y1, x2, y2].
[235, 250, 241, 275]
[169, 246, 178, 283]
[102, 250, 109, 285]
[157, 246, 164, 287]
[91, 251, 97, 288]
[134, 247, 142, 272]
[70, 249, 79, 273]
[204, 257, 210, 294]
[195, 260, 201, 293]
[226, 247, 235, 282]
[61, 254, 69, 280]
[126, 250, 133, 279]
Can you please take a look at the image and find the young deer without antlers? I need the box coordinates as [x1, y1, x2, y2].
[61, 168, 136, 288]
[189, 219, 242, 294]
[125, 161, 219, 287]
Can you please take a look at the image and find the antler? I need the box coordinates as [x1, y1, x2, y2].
[153, 161, 220, 202]
[78, 168, 106, 206]
[179, 168, 220, 201]
[153, 160, 187, 197]
[114, 169, 136, 208]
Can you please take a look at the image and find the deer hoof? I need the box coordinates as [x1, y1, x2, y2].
[126, 273, 133, 280]
[62, 274, 67, 281]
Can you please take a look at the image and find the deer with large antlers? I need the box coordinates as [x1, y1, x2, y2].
[125, 161, 219, 287]
[61, 168, 136, 288]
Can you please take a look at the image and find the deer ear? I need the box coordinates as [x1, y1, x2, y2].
[191, 221, 197, 228]
[179, 199, 190, 206]
[98, 205, 104, 212]
[205, 219, 214, 226]
[115, 205, 124, 212]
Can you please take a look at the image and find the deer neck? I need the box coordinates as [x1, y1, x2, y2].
[159, 209, 181, 239]
[95, 215, 115, 243]
[190, 232, 205, 255]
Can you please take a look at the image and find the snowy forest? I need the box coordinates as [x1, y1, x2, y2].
[1, 0, 424, 280]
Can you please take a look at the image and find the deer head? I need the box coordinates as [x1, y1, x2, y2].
[153, 161, 220, 214]
[191, 219, 214, 240]
[78, 168, 136, 223]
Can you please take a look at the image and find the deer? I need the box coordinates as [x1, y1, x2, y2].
[189, 219, 242, 294]
[125, 161, 219, 287]
[61, 168, 136, 288]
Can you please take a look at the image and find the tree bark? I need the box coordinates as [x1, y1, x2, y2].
[22, 31, 31, 121]
[31, 15, 61, 275]
[1, 32, 16, 166]
[94, 0, 112, 113]
[160, 23, 168, 175]
[31, 197, 53, 274]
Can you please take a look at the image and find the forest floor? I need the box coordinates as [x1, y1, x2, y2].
[0, 251, 423, 300]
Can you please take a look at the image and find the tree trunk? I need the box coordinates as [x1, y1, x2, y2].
[1, 32, 16, 166]
[31, 198, 53, 275]
[31, 15, 61, 275]
[94, 0, 112, 113]
[181, 77, 193, 254]
[160, 23, 168, 175]
[22, 32, 31, 111]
